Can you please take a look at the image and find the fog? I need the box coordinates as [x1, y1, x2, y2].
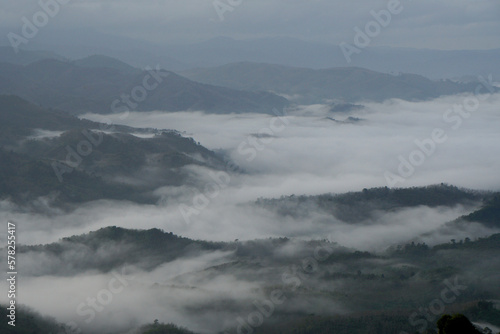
[2, 93, 499, 247]
[0, 93, 499, 333]
[8, 252, 255, 334]
[83, 93, 500, 192]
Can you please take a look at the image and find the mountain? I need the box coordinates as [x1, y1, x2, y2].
[343, 46, 500, 81]
[72, 54, 141, 75]
[168, 37, 500, 79]
[10, 33, 500, 78]
[253, 303, 499, 334]
[0, 46, 66, 65]
[463, 195, 500, 228]
[12, 225, 500, 333]
[0, 59, 289, 114]
[0, 95, 226, 206]
[181, 62, 484, 104]
[0, 95, 99, 142]
[21, 226, 226, 273]
[0, 147, 142, 206]
[256, 184, 484, 223]
[18, 224, 500, 275]
[0, 304, 63, 334]
[13, 28, 188, 70]
[165, 36, 340, 70]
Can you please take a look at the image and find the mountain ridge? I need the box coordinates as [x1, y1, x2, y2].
[0, 59, 289, 114]
[0, 95, 227, 206]
[181, 62, 486, 104]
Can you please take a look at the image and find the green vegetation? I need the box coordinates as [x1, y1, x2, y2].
[249, 303, 500, 334]
[464, 195, 500, 227]
[437, 314, 481, 334]
[6, 226, 500, 334]
[0, 148, 142, 205]
[0, 306, 63, 334]
[21, 226, 226, 273]
[0, 95, 227, 206]
[257, 184, 483, 223]
[140, 321, 196, 334]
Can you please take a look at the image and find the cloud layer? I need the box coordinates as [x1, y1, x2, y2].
[1, 0, 499, 48]
[0, 93, 499, 333]
[1, 93, 498, 247]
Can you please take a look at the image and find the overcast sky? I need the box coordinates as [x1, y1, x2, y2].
[1, 0, 499, 49]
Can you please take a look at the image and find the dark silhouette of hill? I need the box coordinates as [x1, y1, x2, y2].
[256, 184, 483, 223]
[0, 96, 227, 206]
[0, 59, 288, 114]
[182, 62, 486, 104]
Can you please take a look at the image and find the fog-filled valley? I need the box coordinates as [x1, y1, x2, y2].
[1, 1, 500, 333]
[1, 89, 499, 333]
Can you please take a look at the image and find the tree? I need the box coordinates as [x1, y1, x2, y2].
[437, 315, 451, 334]
[437, 314, 481, 334]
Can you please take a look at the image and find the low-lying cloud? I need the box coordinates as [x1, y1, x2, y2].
[0, 93, 499, 333]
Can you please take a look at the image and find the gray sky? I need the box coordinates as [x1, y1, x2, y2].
[1, 0, 499, 49]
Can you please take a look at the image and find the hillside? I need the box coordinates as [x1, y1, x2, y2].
[0, 95, 99, 143]
[20, 226, 226, 273]
[256, 184, 484, 223]
[72, 54, 141, 75]
[0, 59, 288, 114]
[0, 148, 144, 205]
[0, 96, 227, 206]
[181, 62, 484, 104]
[0, 305, 63, 334]
[463, 195, 500, 228]
[9, 226, 500, 333]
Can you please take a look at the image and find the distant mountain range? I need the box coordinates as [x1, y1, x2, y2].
[0, 48, 490, 109]
[168, 37, 500, 80]
[182, 62, 485, 104]
[0, 57, 288, 114]
[73, 54, 141, 75]
[0, 46, 66, 65]
[5, 33, 498, 79]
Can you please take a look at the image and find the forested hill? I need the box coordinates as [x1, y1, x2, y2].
[256, 184, 487, 223]
[0, 96, 227, 206]
[181, 62, 487, 104]
[0, 59, 288, 114]
[6, 227, 500, 334]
